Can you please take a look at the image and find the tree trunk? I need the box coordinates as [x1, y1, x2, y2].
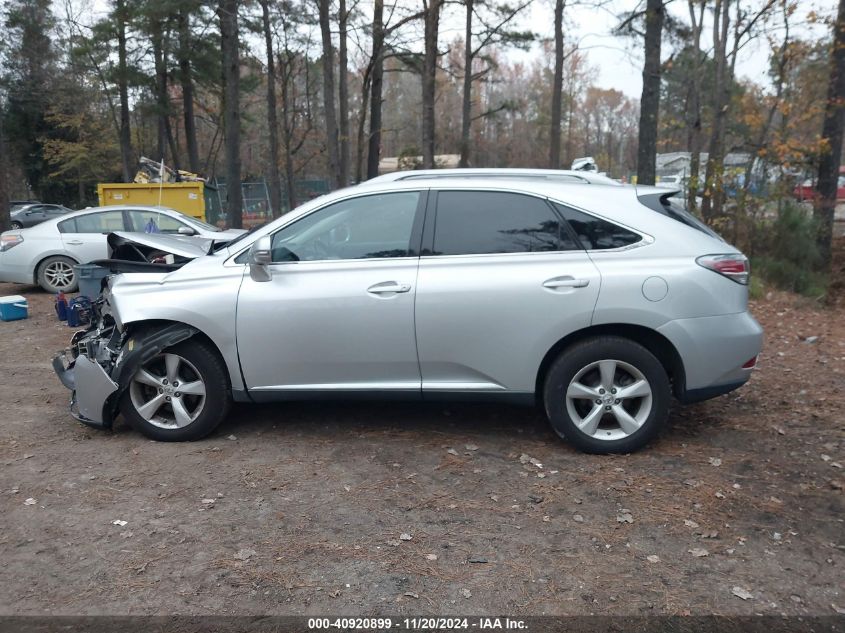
[548, 0, 564, 168]
[338, 0, 350, 185]
[178, 3, 200, 174]
[815, 0, 845, 270]
[218, 0, 242, 229]
[422, 0, 441, 169]
[459, 0, 473, 168]
[366, 0, 385, 179]
[685, 0, 704, 212]
[151, 19, 168, 163]
[355, 68, 371, 183]
[261, 0, 283, 218]
[116, 0, 133, 182]
[0, 108, 9, 232]
[636, 0, 664, 185]
[318, 0, 341, 188]
[280, 52, 298, 210]
[701, 0, 730, 220]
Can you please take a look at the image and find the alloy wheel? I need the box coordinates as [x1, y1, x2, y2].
[565, 359, 653, 441]
[44, 260, 75, 290]
[129, 353, 207, 429]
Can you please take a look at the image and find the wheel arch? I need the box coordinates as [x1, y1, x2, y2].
[121, 319, 231, 386]
[535, 324, 686, 402]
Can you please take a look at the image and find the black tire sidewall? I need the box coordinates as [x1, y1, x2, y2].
[120, 339, 231, 441]
[10, 222, 23, 230]
[37, 255, 78, 293]
[544, 337, 670, 454]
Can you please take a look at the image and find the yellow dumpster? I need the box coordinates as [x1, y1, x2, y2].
[97, 182, 211, 222]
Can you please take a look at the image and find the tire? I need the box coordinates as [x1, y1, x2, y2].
[543, 336, 670, 454]
[10, 221, 23, 230]
[37, 255, 78, 293]
[119, 338, 231, 441]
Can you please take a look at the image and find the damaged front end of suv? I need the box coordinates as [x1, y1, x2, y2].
[51, 232, 221, 429]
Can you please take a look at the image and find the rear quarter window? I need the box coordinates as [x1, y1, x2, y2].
[552, 203, 642, 250]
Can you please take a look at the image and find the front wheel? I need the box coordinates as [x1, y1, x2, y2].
[10, 221, 23, 230]
[120, 339, 231, 441]
[543, 336, 670, 454]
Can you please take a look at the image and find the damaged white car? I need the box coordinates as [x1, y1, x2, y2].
[53, 177, 762, 453]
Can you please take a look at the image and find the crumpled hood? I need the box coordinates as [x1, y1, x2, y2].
[108, 231, 216, 259]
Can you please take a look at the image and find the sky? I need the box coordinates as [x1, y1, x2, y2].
[78, 0, 835, 99]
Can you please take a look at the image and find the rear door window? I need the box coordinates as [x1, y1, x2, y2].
[61, 211, 127, 234]
[431, 191, 579, 255]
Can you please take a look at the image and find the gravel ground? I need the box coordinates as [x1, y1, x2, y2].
[0, 279, 843, 618]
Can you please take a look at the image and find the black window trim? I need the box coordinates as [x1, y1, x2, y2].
[58, 209, 130, 235]
[548, 197, 652, 253]
[421, 188, 587, 258]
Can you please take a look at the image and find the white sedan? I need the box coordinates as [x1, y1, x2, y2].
[0, 205, 245, 293]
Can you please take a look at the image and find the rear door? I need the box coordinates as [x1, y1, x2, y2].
[59, 210, 128, 263]
[415, 189, 601, 395]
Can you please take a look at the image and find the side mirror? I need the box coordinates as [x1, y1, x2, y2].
[248, 235, 273, 282]
[177, 225, 197, 236]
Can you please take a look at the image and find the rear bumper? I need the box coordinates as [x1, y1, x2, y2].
[658, 311, 763, 403]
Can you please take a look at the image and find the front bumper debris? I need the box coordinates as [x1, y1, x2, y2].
[53, 351, 118, 429]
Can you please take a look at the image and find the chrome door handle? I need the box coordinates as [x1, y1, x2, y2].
[543, 277, 589, 289]
[367, 281, 412, 294]
[66, 240, 84, 246]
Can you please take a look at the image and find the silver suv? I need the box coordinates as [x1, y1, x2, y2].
[53, 174, 763, 453]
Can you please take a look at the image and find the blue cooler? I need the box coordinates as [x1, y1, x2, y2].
[0, 295, 28, 321]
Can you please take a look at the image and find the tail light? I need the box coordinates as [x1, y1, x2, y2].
[0, 234, 23, 252]
[696, 253, 749, 285]
[742, 355, 758, 369]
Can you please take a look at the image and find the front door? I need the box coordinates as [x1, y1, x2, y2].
[415, 189, 602, 395]
[236, 190, 426, 393]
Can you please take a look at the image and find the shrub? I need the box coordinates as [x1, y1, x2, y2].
[750, 203, 827, 297]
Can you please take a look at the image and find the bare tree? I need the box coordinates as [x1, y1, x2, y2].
[460, 0, 531, 168]
[115, 0, 133, 182]
[422, 0, 442, 168]
[636, 0, 664, 185]
[318, 0, 342, 188]
[365, 0, 384, 180]
[815, 0, 845, 269]
[364, 4, 424, 179]
[549, 0, 565, 168]
[218, 0, 242, 228]
[685, 0, 705, 212]
[177, 1, 200, 173]
[0, 107, 9, 232]
[260, 0, 283, 218]
[700, 0, 778, 220]
[338, 0, 350, 185]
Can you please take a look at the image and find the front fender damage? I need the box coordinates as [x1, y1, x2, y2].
[53, 322, 199, 429]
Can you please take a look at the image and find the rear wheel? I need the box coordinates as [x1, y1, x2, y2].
[120, 339, 231, 441]
[37, 255, 78, 293]
[10, 221, 23, 230]
[543, 336, 670, 454]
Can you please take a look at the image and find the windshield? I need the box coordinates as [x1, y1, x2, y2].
[215, 222, 267, 252]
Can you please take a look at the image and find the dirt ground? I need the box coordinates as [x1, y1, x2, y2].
[0, 279, 843, 618]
